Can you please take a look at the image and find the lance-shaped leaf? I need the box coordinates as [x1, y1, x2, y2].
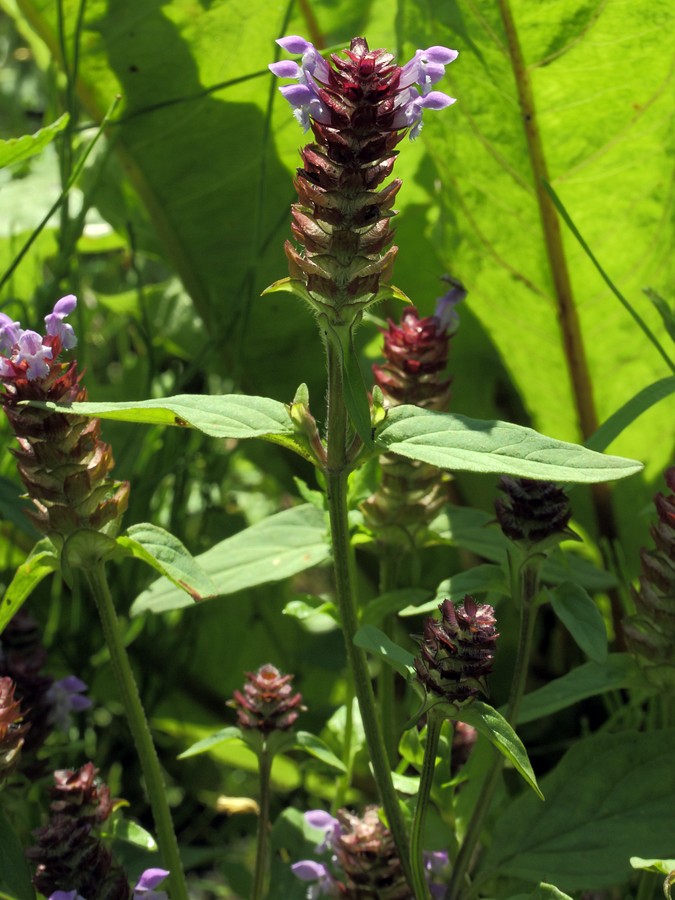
[131, 504, 330, 615]
[375, 406, 642, 483]
[30, 394, 294, 440]
[0, 538, 58, 635]
[457, 701, 543, 800]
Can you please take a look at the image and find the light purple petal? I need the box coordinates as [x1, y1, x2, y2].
[55, 675, 88, 693]
[419, 91, 456, 110]
[291, 860, 330, 882]
[277, 35, 313, 54]
[68, 694, 93, 712]
[424, 850, 450, 873]
[423, 46, 459, 64]
[134, 868, 169, 898]
[15, 330, 52, 380]
[0, 313, 22, 352]
[49, 893, 83, 900]
[269, 60, 302, 78]
[434, 278, 466, 332]
[280, 83, 316, 106]
[305, 810, 339, 831]
[52, 294, 77, 316]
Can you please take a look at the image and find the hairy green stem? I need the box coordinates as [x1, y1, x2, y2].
[251, 744, 272, 900]
[447, 557, 540, 900]
[378, 549, 398, 765]
[410, 712, 443, 900]
[324, 336, 414, 891]
[332, 684, 355, 814]
[85, 562, 188, 900]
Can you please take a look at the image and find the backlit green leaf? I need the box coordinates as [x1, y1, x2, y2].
[0, 113, 68, 169]
[0, 539, 58, 635]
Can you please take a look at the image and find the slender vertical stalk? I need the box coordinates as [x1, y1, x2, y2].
[323, 338, 414, 891]
[84, 562, 188, 900]
[447, 558, 540, 900]
[378, 548, 398, 765]
[251, 744, 272, 900]
[332, 685, 355, 814]
[409, 712, 443, 900]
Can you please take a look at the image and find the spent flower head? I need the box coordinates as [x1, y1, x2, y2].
[230, 663, 305, 735]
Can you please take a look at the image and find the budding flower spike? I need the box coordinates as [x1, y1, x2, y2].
[267, 36, 458, 325]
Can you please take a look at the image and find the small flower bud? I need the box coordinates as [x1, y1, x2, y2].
[229, 664, 305, 735]
[415, 596, 498, 703]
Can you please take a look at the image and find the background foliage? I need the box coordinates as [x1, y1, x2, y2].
[0, 0, 674, 897]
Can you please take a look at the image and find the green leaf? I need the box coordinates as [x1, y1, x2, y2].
[375, 406, 643, 483]
[548, 582, 607, 664]
[506, 886, 574, 900]
[459, 701, 543, 800]
[325, 321, 374, 449]
[585, 376, 675, 452]
[32, 394, 294, 440]
[353, 624, 417, 680]
[178, 726, 243, 760]
[0, 113, 69, 169]
[360, 588, 432, 625]
[118, 523, 217, 602]
[131, 504, 330, 615]
[480, 729, 675, 891]
[0, 810, 35, 900]
[631, 857, 675, 876]
[515, 654, 641, 725]
[105, 815, 158, 851]
[399, 565, 507, 617]
[293, 731, 347, 773]
[0, 538, 58, 635]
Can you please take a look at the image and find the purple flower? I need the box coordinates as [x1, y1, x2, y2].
[305, 809, 341, 852]
[0, 295, 78, 382]
[434, 276, 467, 333]
[48, 893, 84, 900]
[44, 293, 78, 350]
[270, 35, 457, 138]
[400, 46, 459, 94]
[47, 676, 92, 731]
[291, 860, 338, 899]
[133, 868, 169, 899]
[393, 88, 456, 139]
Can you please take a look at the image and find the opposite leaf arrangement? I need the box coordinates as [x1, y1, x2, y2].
[0, 27, 673, 900]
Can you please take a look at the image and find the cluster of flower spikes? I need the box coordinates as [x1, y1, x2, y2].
[292, 807, 448, 899]
[270, 36, 457, 323]
[229, 663, 305, 735]
[0, 676, 29, 783]
[415, 596, 498, 703]
[362, 280, 465, 540]
[494, 476, 572, 545]
[622, 467, 675, 687]
[0, 296, 129, 537]
[27, 762, 132, 899]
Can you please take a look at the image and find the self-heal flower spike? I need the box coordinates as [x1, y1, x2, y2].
[415, 597, 498, 703]
[495, 476, 573, 546]
[230, 663, 305, 734]
[623, 466, 675, 686]
[268, 36, 457, 324]
[0, 295, 130, 537]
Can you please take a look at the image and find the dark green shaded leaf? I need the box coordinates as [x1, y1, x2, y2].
[480, 730, 675, 891]
[375, 406, 643, 483]
[459, 701, 542, 799]
[353, 624, 417, 679]
[361, 588, 432, 625]
[132, 504, 330, 615]
[119, 523, 217, 602]
[515, 654, 641, 725]
[400, 565, 507, 617]
[549, 582, 607, 664]
[0, 809, 35, 900]
[0, 539, 58, 635]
